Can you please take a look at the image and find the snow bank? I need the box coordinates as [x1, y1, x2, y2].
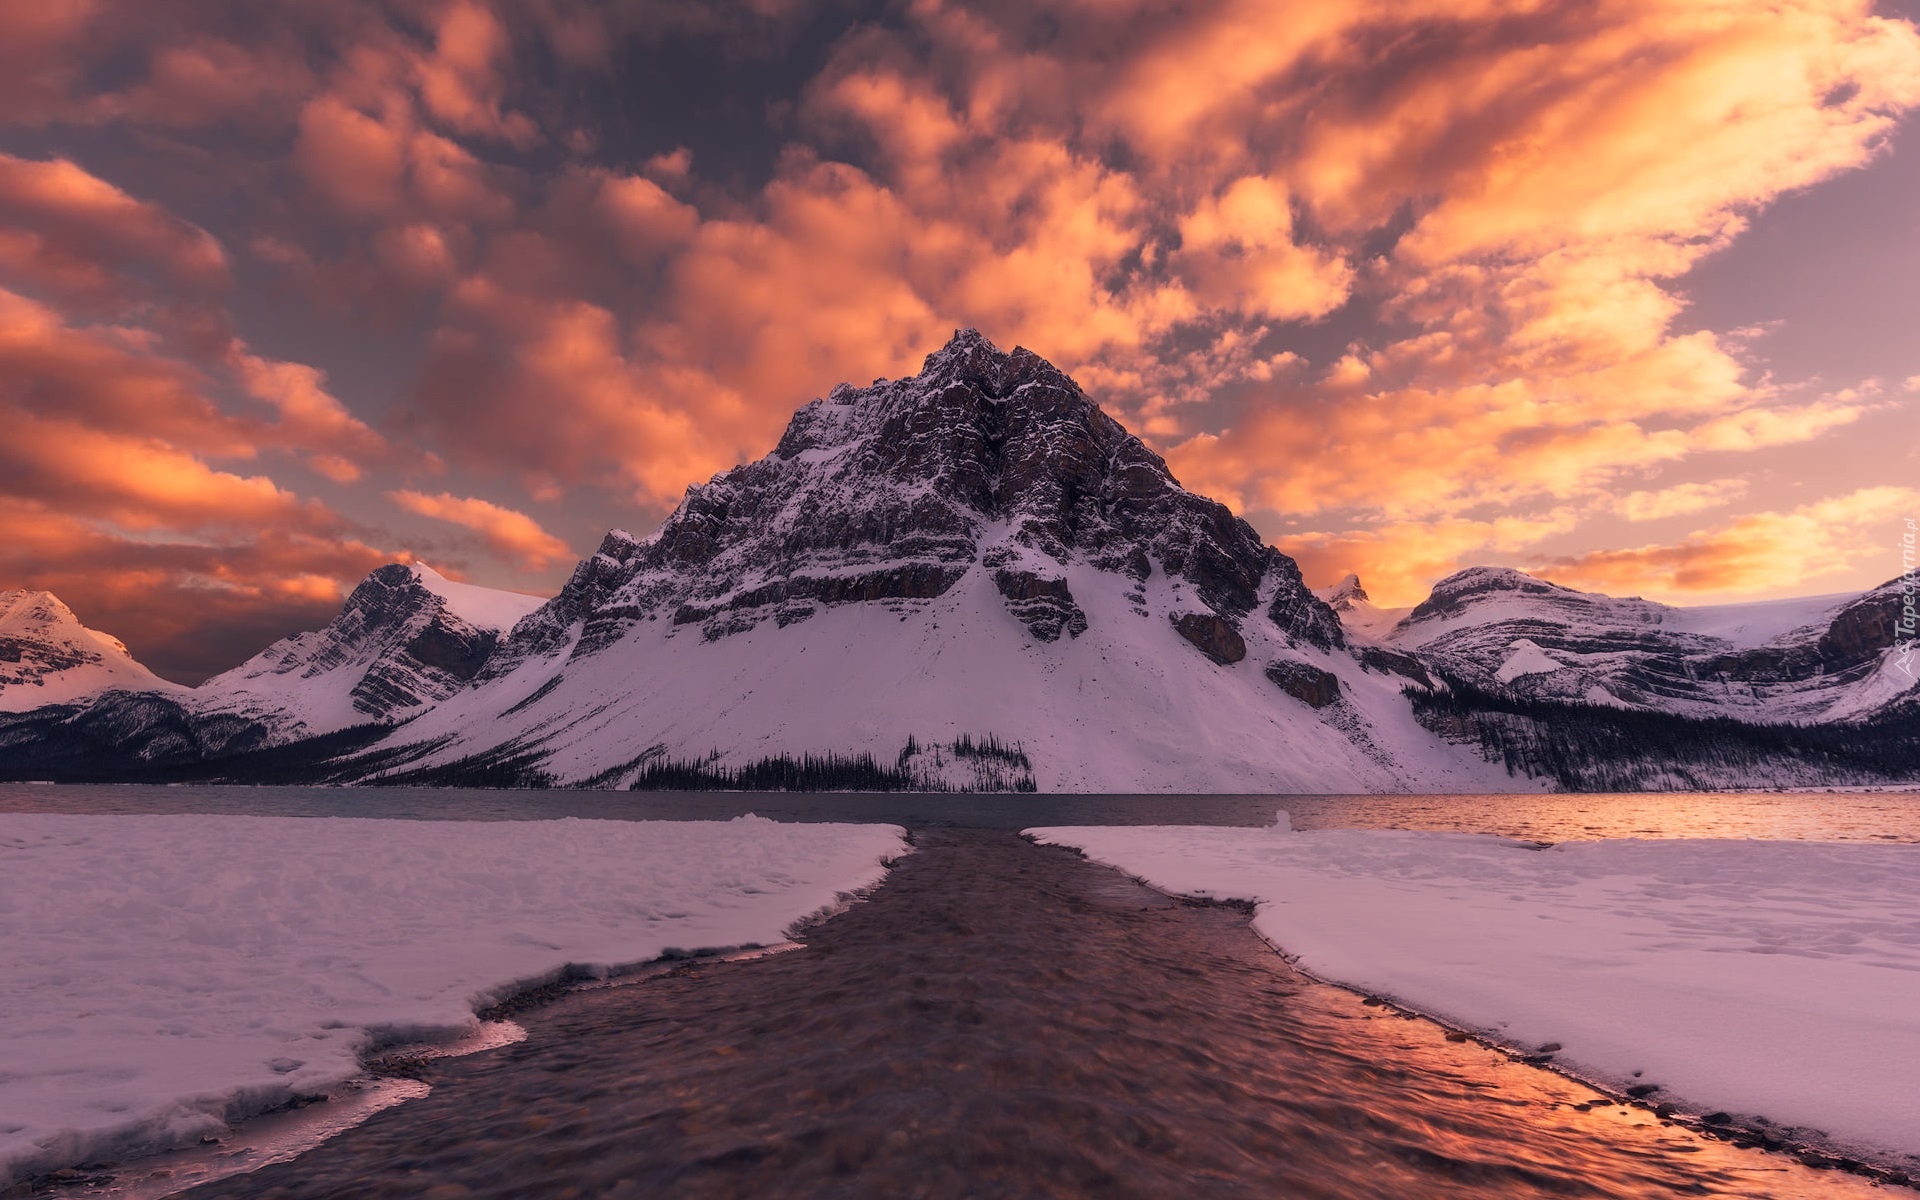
[409, 563, 546, 632]
[1029, 823, 1920, 1163]
[0, 814, 907, 1183]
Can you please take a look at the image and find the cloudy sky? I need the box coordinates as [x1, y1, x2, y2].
[4, 0, 1918, 682]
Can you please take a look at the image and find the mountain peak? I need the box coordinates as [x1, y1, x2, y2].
[198, 561, 540, 736]
[404, 563, 545, 633]
[1321, 573, 1369, 608]
[1, 588, 77, 627]
[0, 588, 177, 712]
[911, 327, 1067, 401]
[922, 326, 1002, 370]
[525, 333, 1347, 661]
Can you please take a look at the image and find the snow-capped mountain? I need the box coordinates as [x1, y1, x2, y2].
[1365, 566, 1912, 723]
[0, 591, 183, 713]
[0, 567, 544, 778]
[1311, 574, 1409, 642]
[1, 333, 1912, 791]
[193, 564, 546, 741]
[350, 330, 1514, 792]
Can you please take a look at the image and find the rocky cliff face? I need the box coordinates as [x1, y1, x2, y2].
[194, 564, 542, 740]
[491, 329, 1342, 679]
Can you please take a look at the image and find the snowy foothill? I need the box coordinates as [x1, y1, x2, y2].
[1028, 819, 1920, 1166]
[0, 814, 908, 1185]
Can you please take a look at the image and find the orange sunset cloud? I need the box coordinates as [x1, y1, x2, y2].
[0, 0, 1914, 677]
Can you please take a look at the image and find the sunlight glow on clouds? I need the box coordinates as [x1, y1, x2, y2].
[1541, 486, 1920, 597]
[388, 490, 572, 570]
[0, 0, 1916, 675]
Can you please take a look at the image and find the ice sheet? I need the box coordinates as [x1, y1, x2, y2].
[1031, 822, 1920, 1164]
[0, 813, 906, 1184]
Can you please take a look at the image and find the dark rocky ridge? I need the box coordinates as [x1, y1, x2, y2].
[221, 564, 508, 725]
[0, 691, 270, 776]
[1357, 646, 1435, 690]
[492, 329, 1341, 673]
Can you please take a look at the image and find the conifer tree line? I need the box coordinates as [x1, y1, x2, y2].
[631, 736, 1038, 793]
[1409, 678, 1920, 791]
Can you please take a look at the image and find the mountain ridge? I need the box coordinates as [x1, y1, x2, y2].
[0, 332, 1913, 791]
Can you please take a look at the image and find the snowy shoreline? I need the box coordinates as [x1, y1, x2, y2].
[1030, 819, 1920, 1175]
[0, 813, 908, 1187]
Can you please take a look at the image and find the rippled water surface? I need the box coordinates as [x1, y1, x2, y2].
[3, 782, 1916, 842]
[174, 830, 1891, 1199]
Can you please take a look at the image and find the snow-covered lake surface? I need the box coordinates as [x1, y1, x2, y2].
[0, 813, 906, 1185]
[1030, 820, 1920, 1166]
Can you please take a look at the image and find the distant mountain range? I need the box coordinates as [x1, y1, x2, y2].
[3, 332, 1914, 792]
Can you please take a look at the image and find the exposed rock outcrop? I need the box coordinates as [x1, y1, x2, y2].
[194, 564, 541, 738]
[1173, 612, 1247, 665]
[1266, 660, 1342, 707]
[993, 568, 1088, 641]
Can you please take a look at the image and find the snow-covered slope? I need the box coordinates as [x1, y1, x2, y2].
[356, 331, 1520, 793]
[0, 591, 183, 713]
[192, 564, 545, 741]
[1366, 567, 1914, 723]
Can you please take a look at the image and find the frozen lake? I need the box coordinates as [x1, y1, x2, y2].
[4, 783, 1916, 1191]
